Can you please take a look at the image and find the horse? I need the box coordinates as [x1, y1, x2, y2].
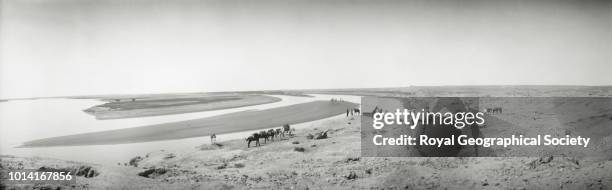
[246, 133, 261, 148]
[353, 108, 360, 115]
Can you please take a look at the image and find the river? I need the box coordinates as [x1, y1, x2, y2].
[0, 94, 360, 165]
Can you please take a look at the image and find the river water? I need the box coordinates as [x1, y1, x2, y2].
[0, 94, 360, 165]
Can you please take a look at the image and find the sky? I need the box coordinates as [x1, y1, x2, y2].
[1, 0, 611, 99]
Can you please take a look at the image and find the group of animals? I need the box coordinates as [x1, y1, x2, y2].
[330, 98, 344, 102]
[346, 108, 361, 116]
[484, 107, 503, 114]
[371, 106, 386, 114]
[246, 124, 294, 148]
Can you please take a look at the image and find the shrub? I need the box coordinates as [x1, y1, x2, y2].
[138, 168, 167, 178]
[234, 163, 245, 168]
[216, 163, 228, 170]
[294, 147, 306, 152]
[306, 134, 314, 139]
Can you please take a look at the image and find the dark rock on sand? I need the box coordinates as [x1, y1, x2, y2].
[38, 165, 99, 178]
[346, 157, 360, 163]
[164, 153, 176, 159]
[306, 134, 314, 139]
[481, 179, 489, 186]
[74, 166, 100, 178]
[345, 171, 357, 180]
[529, 155, 553, 169]
[315, 131, 328, 139]
[234, 163, 245, 168]
[129, 156, 143, 167]
[38, 166, 71, 173]
[216, 163, 228, 170]
[294, 147, 306, 152]
[138, 168, 168, 178]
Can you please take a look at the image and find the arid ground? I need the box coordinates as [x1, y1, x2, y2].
[3, 114, 612, 189]
[2, 86, 612, 190]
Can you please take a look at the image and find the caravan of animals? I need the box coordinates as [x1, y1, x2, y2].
[244, 98, 361, 148]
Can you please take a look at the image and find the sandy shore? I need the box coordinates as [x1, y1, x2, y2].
[4, 87, 612, 189]
[4, 115, 612, 189]
[126, 116, 612, 189]
[21, 100, 357, 147]
[83, 94, 281, 120]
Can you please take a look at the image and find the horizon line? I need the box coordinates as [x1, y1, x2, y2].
[2, 84, 611, 100]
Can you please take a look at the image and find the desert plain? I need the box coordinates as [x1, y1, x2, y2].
[1, 86, 612, 189]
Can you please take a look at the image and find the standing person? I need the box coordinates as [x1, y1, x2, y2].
[211, 133, 217, 144]
[346, 109, 350, 117]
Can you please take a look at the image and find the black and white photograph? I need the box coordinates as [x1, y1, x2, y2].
[1, 0, 611, 189]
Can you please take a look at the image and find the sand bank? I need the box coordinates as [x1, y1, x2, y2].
[84, 94, 281, 120]
[21, 100, 357, 147]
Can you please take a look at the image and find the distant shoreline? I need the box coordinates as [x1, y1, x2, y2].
[2, 85, 610, 101]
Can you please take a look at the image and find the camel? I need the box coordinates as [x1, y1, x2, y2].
[258, 130, 269, 144]
[283, 124, 292, 136]
[267, 129, 276, 142]
[246, 133, 260, 148]
[247, 126, 298, 148]
[275, 128, 283, 138]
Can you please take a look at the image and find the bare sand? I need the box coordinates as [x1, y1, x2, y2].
[21, 101, 357, 147]
[83, 94, 281, 120]
[4, 115, 612, 189]
[4, 86, 612, 189]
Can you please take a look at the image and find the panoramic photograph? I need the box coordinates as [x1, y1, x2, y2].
[1, 0, 611, 189]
